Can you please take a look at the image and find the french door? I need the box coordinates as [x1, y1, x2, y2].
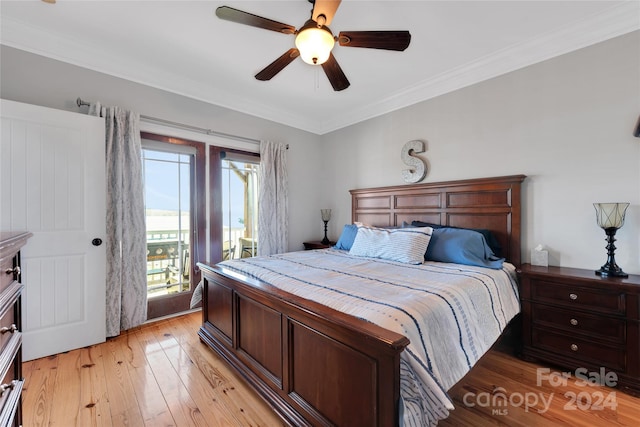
[221, 154, 260, 261]
[141, 133, 205, 320]
[210, 147, 261, 265]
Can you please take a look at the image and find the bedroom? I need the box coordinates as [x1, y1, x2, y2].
[1, 0, 639, 426]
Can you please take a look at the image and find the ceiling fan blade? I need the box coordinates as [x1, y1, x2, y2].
[338, 31, 411, 51]
[321, 53, 350, 91]
[216, 6, 296, 34]
[312, 0, 342, 26]
[255, 49, 300, 81]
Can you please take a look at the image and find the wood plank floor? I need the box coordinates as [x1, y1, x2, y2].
[22, 311, 640, 426]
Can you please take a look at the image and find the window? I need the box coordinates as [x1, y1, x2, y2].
[143, 149, 191, 298]
[141, 132, 205, 320]
[210, 147, 260, 263]
[221, 157, 260, 260]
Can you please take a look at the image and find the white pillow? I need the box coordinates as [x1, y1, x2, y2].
[349, 225, 433, 264]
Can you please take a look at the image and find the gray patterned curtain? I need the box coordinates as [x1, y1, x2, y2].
[258, 140, 289, 255]
[89, 102, 147, 337]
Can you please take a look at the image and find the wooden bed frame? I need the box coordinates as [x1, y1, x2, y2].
[198, 174, 525, 426]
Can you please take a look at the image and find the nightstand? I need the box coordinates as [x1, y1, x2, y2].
[303, 241, 334, 250]
[518, 263, 640, 395]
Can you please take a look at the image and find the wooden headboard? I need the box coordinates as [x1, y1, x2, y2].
[350, 175, 526, 266]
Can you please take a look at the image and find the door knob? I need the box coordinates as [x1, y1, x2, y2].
[92, 238, 103, 246]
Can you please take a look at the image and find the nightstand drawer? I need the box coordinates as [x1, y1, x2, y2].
[531, 304, 626, 344]
[532, 327, 626, 371]
[530, 279, 625, 315]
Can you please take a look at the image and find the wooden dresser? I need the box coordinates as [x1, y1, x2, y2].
[518, 263, 640, 396]
[0, 231, 31, 426]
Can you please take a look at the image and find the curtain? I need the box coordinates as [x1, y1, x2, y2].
[89, 103, 147, 337]
[258, 140, 289, 255]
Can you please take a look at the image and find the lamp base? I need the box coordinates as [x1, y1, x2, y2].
[321, 220, 330, 245]
[595, 227, 628, 278]
[595, 266, 629, 278]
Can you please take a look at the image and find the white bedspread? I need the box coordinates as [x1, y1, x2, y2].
[208, 248, 520, 426]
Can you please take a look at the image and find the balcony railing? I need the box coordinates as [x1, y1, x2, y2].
[146, 230, 190, 297]
[146, 227, 257, 297]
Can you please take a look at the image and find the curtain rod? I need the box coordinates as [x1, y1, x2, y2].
[76, 97, 267, 146]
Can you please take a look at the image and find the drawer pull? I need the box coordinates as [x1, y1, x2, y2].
[0, 380, 17, 396]
[570, 344, 579, 352]
[569, 293, 578, 300]
[4, 266, 20, 276]
[0, 324, 18, 334]
[570, 318, 578, 326]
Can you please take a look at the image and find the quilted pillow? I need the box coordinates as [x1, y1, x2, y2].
[349, 225, 433, 264]
[334, 224, 359, 250]
[425, 227, 505, 269]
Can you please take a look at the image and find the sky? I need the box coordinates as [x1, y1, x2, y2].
[143, 149, 253, 229]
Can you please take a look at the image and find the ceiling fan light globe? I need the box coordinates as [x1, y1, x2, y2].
[295, 26, 335, 65]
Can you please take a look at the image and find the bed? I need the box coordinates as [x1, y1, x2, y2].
[197, 174, 525, 426]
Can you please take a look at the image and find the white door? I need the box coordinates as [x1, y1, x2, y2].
[0, 99, 106, 361]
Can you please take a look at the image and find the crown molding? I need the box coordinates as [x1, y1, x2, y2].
[0, 14, 323, 134]
[2, 1, 638, 136]
[318, 1, 640, 134]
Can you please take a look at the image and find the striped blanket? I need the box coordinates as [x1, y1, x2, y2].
[216, 248, 520, 426]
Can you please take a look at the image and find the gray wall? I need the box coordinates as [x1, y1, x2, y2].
[321, 31, 640, 273]
[2, 31, 639, 273]
[0, 45, 326, 257]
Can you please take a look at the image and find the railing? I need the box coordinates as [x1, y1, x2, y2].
[222, 227, 257, 260]
[146, 230, 190, 297]
[146, 227, 257, 297]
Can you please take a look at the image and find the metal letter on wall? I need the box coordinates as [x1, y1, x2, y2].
[401, 140, 427, 183]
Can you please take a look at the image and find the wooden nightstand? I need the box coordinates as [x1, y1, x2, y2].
[303, 241, 335, 250]
[518, 263, 640, 395]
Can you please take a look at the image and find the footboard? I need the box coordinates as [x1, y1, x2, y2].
[197, 262, 410, 427]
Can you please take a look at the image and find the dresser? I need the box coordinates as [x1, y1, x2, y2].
[518, 263, 640, 395]
[0, 231, 31, 426]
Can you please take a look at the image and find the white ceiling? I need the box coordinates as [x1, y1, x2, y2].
[1, 1, 638, 134]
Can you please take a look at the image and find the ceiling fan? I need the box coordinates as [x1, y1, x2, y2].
[215, 0, 411, 91]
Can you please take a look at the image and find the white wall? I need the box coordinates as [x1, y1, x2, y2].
[321, 31, 640, 274]
[0, 45, 327, 256]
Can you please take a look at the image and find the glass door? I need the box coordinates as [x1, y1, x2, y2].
[221, 156, 260, 261]
[141, 132, 205, 320]
[143, 149, 191, 298]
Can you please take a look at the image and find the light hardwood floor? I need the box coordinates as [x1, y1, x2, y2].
[23, 312, 640, 426]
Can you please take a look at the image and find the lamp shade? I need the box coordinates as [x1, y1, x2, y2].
[321, 209, 332, 222]
[295, 23, 335, 65]
[594, 203, 629, 229]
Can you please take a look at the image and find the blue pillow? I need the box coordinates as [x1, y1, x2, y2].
[411, 220, 502, 256]
[334, 224, 358, 250]
[425, 227, 504, 269]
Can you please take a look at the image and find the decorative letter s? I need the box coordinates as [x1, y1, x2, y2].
[401, 140, 427, 183]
